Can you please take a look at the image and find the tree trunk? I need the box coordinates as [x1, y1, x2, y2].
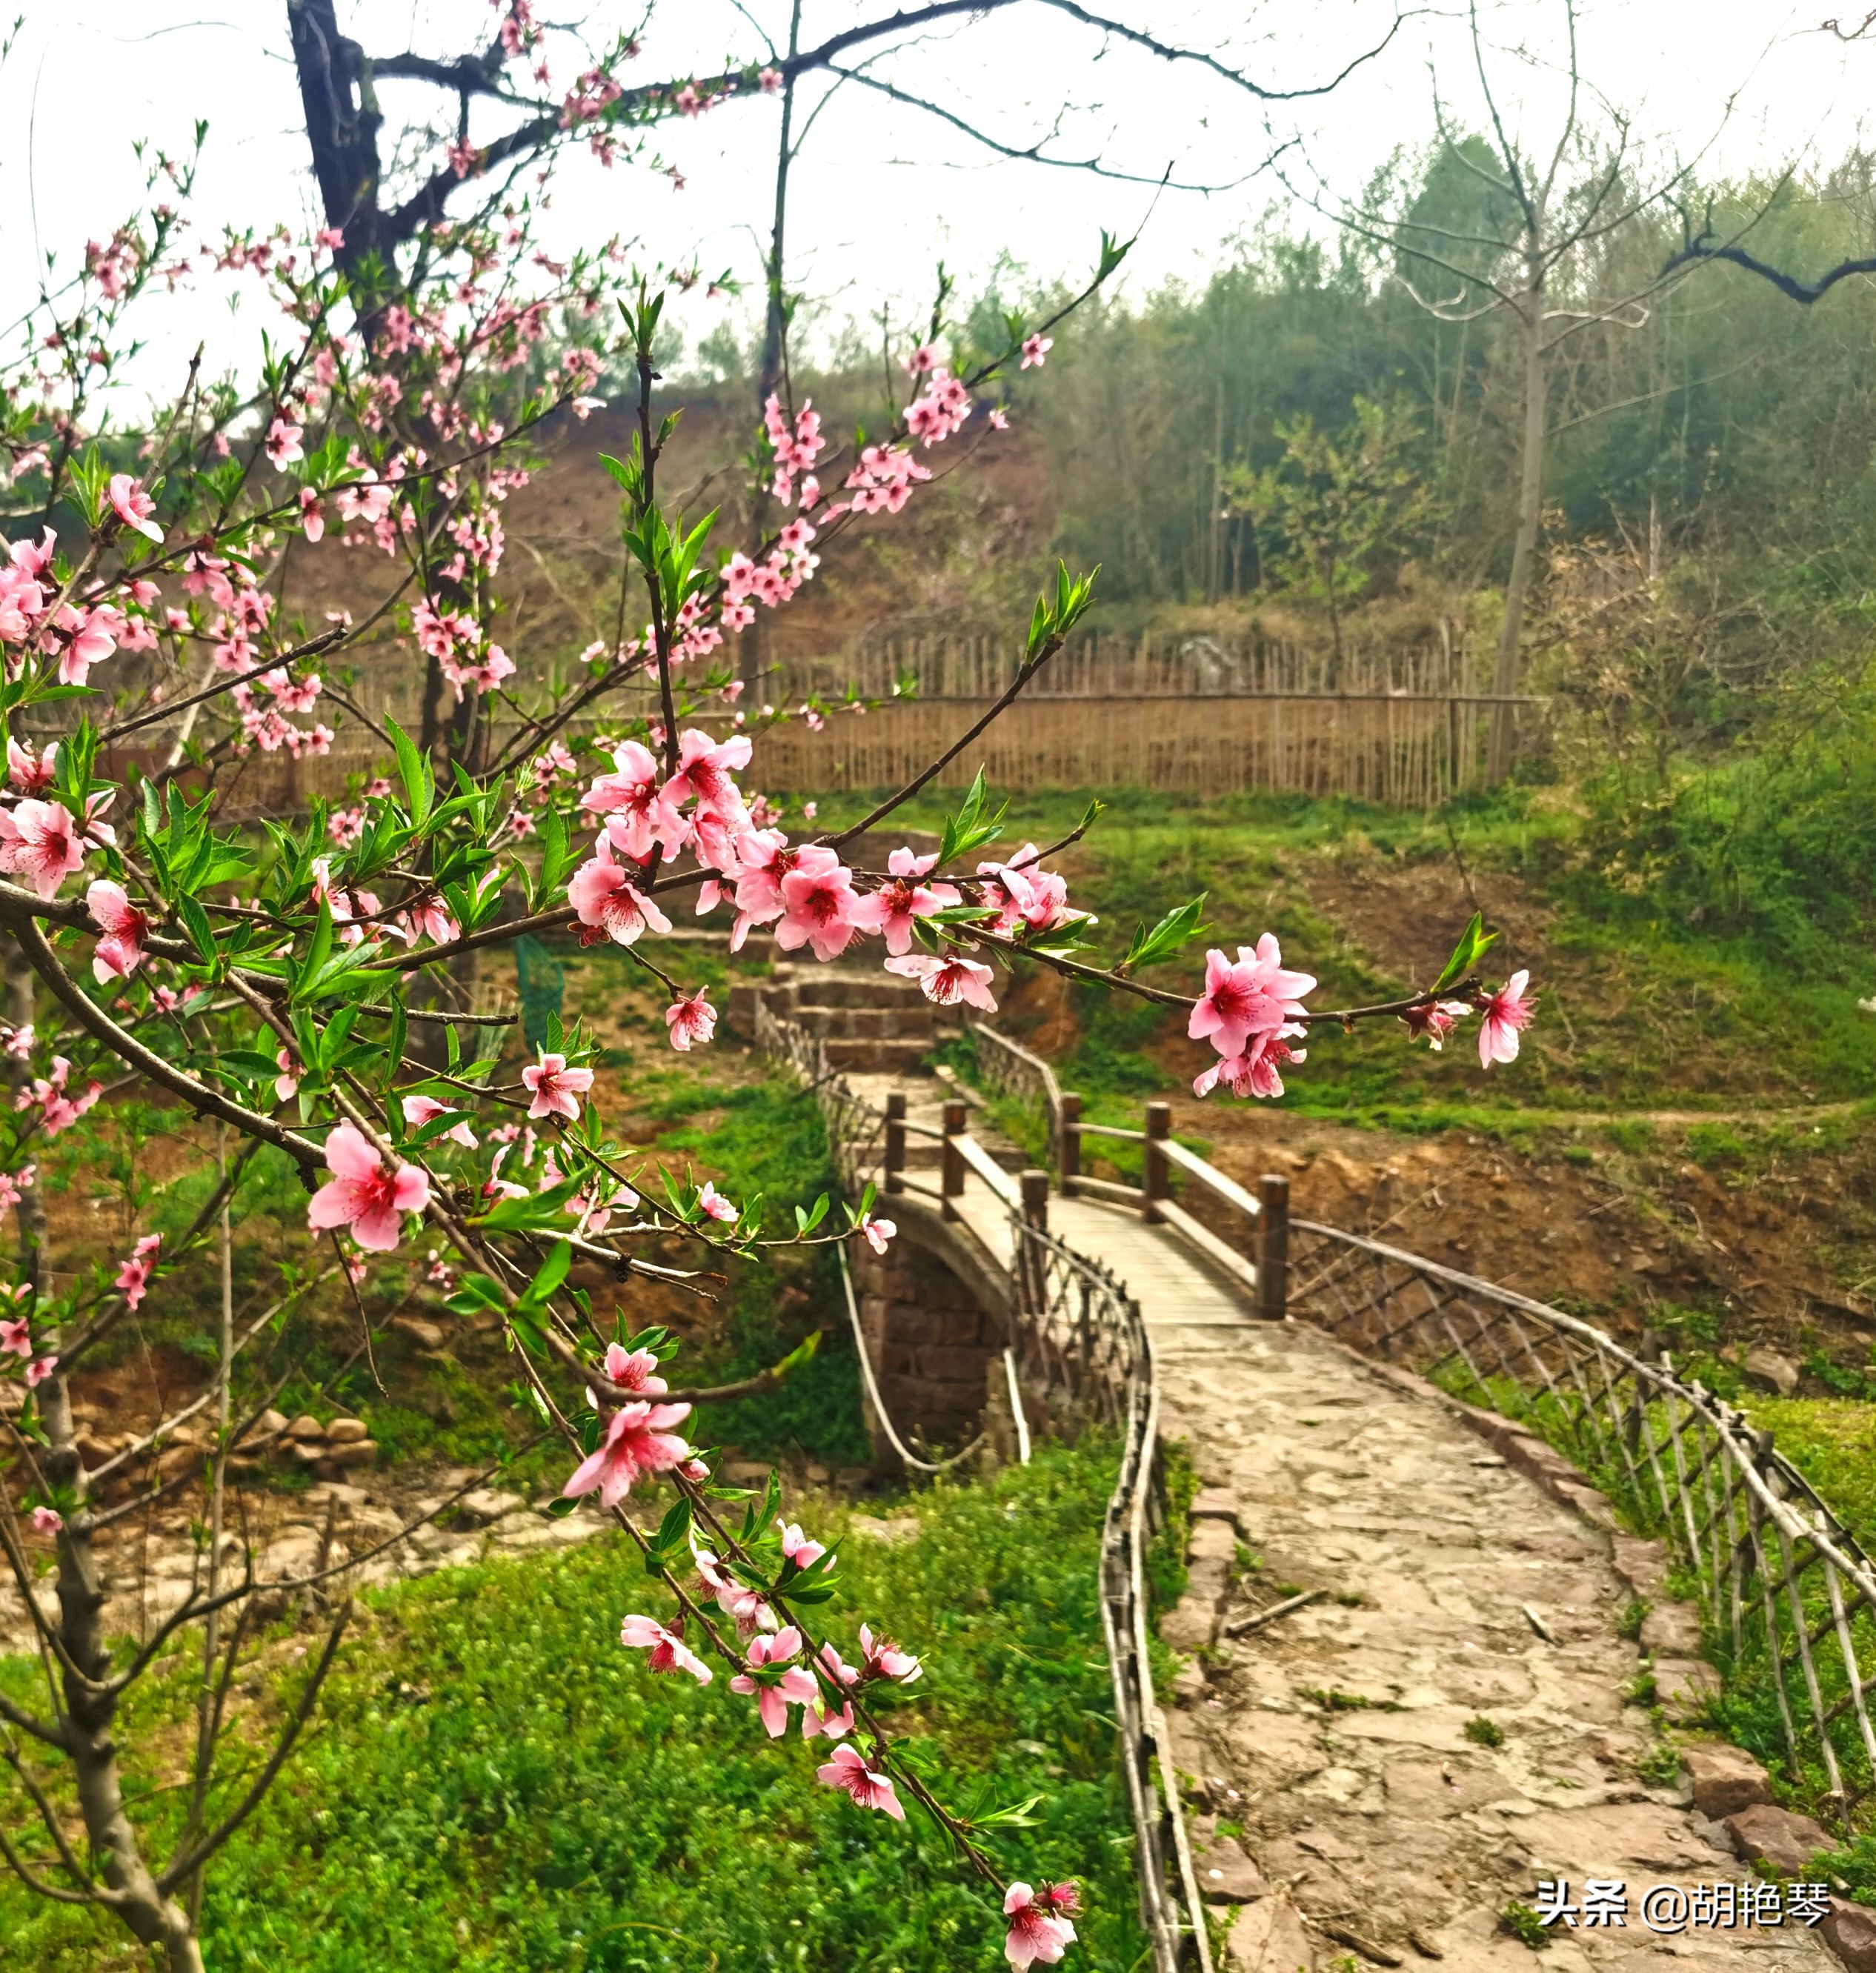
[1488, 284, 1546, 783]
[287, 0, 383, 272]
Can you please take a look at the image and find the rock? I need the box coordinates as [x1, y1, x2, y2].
[1654, 1657, 1720, 1716]
[391, 1315, 446, 1351]
[1744, 1348, 1800, 1397]
[302, 1482, 369, 1512]
[456, 1488, 523, 1527]
[1194, 1836, 1265, 1903]
[326, 1439, 378, 1469]
[1161, 1589, 1222, 1654]
[1824, 1900, 1876, 1973]
[1640, 1602, 1703, 1657]
[805, 1462, 831, 1484]
[1724, 1802, 1832, 1875]
[155, 1444, 205, 1481]
[284, 1414, 326, 1443]
[1611, 1535, 1669, 1601]
[1192, 1486, 1241, 1523]
[1682, 1743, 1770, 1819]
[1228, 1892, 1313, 1972]
[847, 1514, 921, 1545]
[246, 1408, 288, 1441]
[325, 1417, 370, 1443]
[1188, 1519, 1238, 1565]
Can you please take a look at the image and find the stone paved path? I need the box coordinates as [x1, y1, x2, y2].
[1150, 1313, 1833, 1973]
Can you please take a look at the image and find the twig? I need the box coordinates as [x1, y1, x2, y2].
[1223, 1587, 1325, 1637]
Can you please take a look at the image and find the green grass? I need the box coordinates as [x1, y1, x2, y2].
[0, 1443, 1146, 1972]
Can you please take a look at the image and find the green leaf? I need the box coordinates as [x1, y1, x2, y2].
[1430, 911, 1496, 994]
[518, 1238, 573, 1310]
[471, 1176, 583, 1234]
[651, 1496, 692, 1553]
[545, 1494, 582, 1518]
[1120, 894, 1211, 976]
[385, 715, 433, 828]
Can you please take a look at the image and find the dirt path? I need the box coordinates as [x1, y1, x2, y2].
[1154, 1314, 1832, 1973]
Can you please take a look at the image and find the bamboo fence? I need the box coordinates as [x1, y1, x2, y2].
[102, 626, 1547, 815]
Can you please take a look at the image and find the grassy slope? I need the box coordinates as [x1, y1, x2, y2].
[809, 783, 1876, 1125]
[0, 1445, 1148, 1972]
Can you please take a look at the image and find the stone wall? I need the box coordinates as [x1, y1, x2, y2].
[851, 1237, 1006, 1468]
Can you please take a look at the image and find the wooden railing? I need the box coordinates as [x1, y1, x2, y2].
[970, 1028, 1290, 1323]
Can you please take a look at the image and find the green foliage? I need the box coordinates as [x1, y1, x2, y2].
[1463, 1714, 1505, 1748]
[0, 1445, 1146, 1972]
[1500, 1901, 1552, 1950]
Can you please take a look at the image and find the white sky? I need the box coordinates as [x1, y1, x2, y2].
[0, 1, 1863, 399]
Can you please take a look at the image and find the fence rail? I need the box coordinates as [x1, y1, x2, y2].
[754, 1003, 1210, 1970]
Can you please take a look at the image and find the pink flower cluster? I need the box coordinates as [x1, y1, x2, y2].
[14, 1056, 102, 1136]
[763, 393, 825, 507]
[1187, 936, 1317, 1102]
[0, 526, 130, 688]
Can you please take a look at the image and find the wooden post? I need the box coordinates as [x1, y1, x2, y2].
[1018, 1168, 1050, 1320]
[1257, 1173, 1289, 1322]
[1020, 1168, 1049, 1237]
[1143, 1102, 1170, 1223]
[1058, 1091, 1081, 1191]
[941, 1099, 966, 1219]
[884, 1091, 906, 1196]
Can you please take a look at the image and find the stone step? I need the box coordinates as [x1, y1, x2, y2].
[783, 971, 923, 1010]
[822, 1037, 936, 1072]
[793, 1003, 936, 1040]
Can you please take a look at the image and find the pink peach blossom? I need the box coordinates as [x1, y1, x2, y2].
[0, 1316, 29, 1359]
[664, 988, 717, 1051]
[858, 1623, 922, 1684]
[859, 1214, 896, 1256]
[0, 799, 87, 899]
[815, 1743, 905, 1818]
[401, 1093, 479, 1148]
[779, 1520, 826, 1568]
[568, 845, 673, 946]
[25, 1355, 54, 1388]
[584, 739, 683, 859]
[1020, 333, 1053, 369]
[883, 952, 997, 1011]
[774, 846, 860, 962]
[114, 1231, 161, 1308]
[848, 860, 960, 954]
[601, 1343, 668, 1394]
[30, 1505, 61, 1536]
[619, 1612, 713, 1683]
[1003, 1883, 1078, 1968]
[1477, 971, 1534, 1068]
[563, 1399, 693, 1508]
[731, 1625, 823, 1737]
[1402, 999, 1470, 1051]
[107, 473, 162, 542]
[1188, 936, 1316, 1059]
[306, 1122, 430, 1251]
[522, 1051, 593, 1122]
[1192, 1025, 1306, 1102]
[696, 1181, 736, 1225]
[86, 879, 149, 982]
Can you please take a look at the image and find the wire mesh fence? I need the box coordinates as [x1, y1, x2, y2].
[1288, 1216, 1876, 1838]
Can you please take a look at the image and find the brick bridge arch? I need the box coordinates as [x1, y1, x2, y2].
[847, 1194, 1014, 1470]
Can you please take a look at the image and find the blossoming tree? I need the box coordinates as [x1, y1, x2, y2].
[0, 13, 1529, 1972]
